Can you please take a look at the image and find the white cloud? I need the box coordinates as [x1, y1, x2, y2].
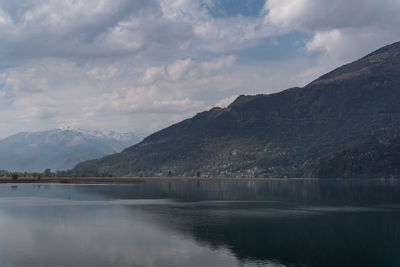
[199, 55, 236, 75]
[306, 30, 342, 53]
[143, 66, 166, 84]
[265, 0, 400, 61]
[265, 0, 400, 31]
[167, 58, 191, 81]
[0, 53, 313, 138]
[215, 95, 238, 108]
[305, 28, 394, 61]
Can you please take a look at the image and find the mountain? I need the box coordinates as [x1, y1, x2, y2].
[74, 41, 400, 178]
[0, 128, 142, 172]
[306, 129, 400, 178]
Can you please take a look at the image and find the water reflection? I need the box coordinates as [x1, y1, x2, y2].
[0, 179, 400, 267]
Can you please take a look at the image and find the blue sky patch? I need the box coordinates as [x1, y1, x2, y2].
[236, 31, 313, 62]
[203, 0, 266, 17]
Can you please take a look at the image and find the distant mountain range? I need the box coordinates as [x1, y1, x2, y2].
[0, 128, 142, 172]
[74, 41, 400, 178]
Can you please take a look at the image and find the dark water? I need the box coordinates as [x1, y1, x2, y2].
[1, 179, 400, 267]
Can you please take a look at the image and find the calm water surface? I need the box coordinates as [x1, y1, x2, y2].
[1, 179, 400, 267]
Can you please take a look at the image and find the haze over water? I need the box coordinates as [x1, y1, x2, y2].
[1, 179, 400, 267]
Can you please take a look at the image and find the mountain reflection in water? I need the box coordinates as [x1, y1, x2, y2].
[0, 179, 400, 267]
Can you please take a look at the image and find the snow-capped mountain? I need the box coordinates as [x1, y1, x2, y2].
[0, 128, 143, 172]
[56, 127, 144, 148]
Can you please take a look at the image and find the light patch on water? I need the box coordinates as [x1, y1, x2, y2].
[0, 205, 241, 267]
[0, 197, 174, 207]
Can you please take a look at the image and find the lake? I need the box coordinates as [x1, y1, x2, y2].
[1, 179, 400, 267]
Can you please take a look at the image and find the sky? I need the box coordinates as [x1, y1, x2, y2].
[0, 0, 399, 138]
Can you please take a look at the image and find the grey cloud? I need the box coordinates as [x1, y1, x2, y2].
[0, 1, 37, 24]
[0, 0, 277, 62]
[0, 0, 160, 61]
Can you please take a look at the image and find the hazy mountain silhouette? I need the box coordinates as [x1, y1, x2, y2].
[0, 128, 141, 172]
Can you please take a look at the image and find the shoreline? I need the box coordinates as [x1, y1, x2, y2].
[0, 177, 396, 184]
[0, 176, 312, 184]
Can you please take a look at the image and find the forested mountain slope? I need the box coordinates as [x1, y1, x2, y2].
[74, 42, 400, 178]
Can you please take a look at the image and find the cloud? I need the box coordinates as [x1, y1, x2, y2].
[265, 0, 400, 60]
[167, 58, 192, 81]
[305, 28, 397, 61]
[265, 0, 400, 31]
[0, 55, 236, 134]
[199, 55, 236, 75]
[0, 0, 161, 61]
[0, 0, 277, 62]
[215, 95, 238, 108]
[0, 0, 398, 138]
[143, 66, 166, 84]
[0, 52, 312, 138]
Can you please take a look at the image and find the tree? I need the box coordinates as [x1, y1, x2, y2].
[44, 168, 51, 177]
